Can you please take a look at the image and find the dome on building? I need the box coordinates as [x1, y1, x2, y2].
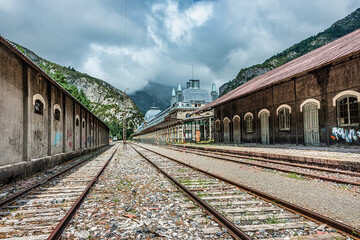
[144, 107, 161, 121]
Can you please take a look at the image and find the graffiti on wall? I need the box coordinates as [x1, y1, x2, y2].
[54, 132, 63, 146]
[67, 130, 73, 148]
[331, 127, 360, 142]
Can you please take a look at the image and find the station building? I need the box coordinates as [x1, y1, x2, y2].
[194, 29, 360, 146]
[133, 80, 218, 143]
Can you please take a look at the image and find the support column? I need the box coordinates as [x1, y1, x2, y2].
[80, 109, 83, 150]
[203, 120, 206, 141]
[47, 83, 52, 156]
[22, 62, 29, 161]
[62, 92, 66, 153]
[209, 117, 212, 142]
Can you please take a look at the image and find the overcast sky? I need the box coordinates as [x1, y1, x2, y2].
[0, 0, 358, 93]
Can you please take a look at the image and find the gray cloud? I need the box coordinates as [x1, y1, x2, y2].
[0, 0, 358, 93]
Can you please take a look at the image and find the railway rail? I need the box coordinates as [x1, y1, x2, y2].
[0, 144, 118, 240]
[131, 142, 360, 240]
[168, 145, 360, 188]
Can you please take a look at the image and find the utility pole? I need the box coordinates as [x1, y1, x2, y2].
[123, 88, 129, 144]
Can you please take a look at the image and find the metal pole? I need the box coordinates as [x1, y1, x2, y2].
[123, 88, 129, 144]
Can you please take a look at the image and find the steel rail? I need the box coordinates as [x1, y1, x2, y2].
[47, 144, 119, 240]
[169, 145, 360, 186]
[133, 143, 360, 240]
[0, 146, 110, 209]
[130, 144, 250, 240]
[178, 144, 360, 172]
[171, 145, 360, 177]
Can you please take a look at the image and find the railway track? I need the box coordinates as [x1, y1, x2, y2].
[168, 145, 360, 188]
[0, 144, 118, 240]
[131, 143, 360, 240]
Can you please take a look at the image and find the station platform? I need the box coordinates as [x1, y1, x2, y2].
[176, 143, 360, 171]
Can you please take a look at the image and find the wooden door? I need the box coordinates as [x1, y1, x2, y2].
[233, 116, 241, 144]
[303, 103, 320, 145]
[260, 112, 270, 144]
[223, 118, 230, 143]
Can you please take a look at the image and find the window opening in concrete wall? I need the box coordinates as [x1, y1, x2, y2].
[279, 108, 290, 130]
[76, 115, 80, 126]
[337, 96, 359, 127]
[54, 109, 60, 120]
[34, 99, 44, 115]
[33, 94, 46, 115]
[244, 113, 253, 133]
[54, 104, 61, 121]
[82, 119, 85, 128]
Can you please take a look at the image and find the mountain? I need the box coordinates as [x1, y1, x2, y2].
[220, 8, 360, 96]
[129, 81, 173, 114]
[14, 43, 144, 138]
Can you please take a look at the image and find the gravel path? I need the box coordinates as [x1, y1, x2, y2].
[143, 143, 360, 229]
[63, 144, 232, 239]
[180, 144, 360, 162]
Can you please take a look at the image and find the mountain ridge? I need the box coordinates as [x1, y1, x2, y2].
[129, 81, 173, 114]
[13, 42, 143, 138]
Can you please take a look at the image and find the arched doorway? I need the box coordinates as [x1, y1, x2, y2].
[233, 115, 241, 144]
[223, 118, 230, 143]
[303, 103, 320, 145]
[259, 110, 270, 144]
[215, 120, 221, 142]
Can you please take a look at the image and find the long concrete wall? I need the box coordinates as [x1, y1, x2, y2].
[0, 38, 109, 184]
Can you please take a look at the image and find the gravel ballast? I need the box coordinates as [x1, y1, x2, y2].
[63, 144, 232, 239]
[142, 143, 360, 229]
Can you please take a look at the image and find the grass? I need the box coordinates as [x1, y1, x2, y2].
[177, 168, 189, 172]
[265, 216, 282, 224]
[283, 172, 306, 180]
[338, 184, 351, 190]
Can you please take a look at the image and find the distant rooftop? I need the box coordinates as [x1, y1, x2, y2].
[145, 107, 161, 121]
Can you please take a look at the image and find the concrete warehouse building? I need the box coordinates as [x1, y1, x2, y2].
[0, 35, 109, 183]
[194, 29, 360, 146]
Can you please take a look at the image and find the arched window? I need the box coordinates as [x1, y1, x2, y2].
[54, 104, 61, 121]
[34, 99, 44, 115]
[82, 119, 85, 128]
[54, 109, 61, 120]
[244, 113, 253, 133]
[337, 96, 359, 127]
[76, 115, 80, 126]
[278, 108, 290, 130]
[33, 93, 45, 115]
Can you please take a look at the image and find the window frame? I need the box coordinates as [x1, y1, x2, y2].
[278, 108, 291, 131]
[54, 109, 61, 121]
[245, 114, 253, 133]
[337, 95, 359, 127]
[34, 99, 44, 115]
[76, 116, 80, 127]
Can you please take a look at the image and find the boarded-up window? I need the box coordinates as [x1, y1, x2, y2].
[245, 115, 253, 133]
[279, 108, 290, 130]
[34, 100, 44, 115]
[54, 109, 61, 121]
[338, 96, 359, 126]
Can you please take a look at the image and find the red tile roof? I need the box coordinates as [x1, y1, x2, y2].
[193, 29, 360, 114]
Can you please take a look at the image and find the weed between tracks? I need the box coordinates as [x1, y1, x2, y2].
[283, 173, 306, 180]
